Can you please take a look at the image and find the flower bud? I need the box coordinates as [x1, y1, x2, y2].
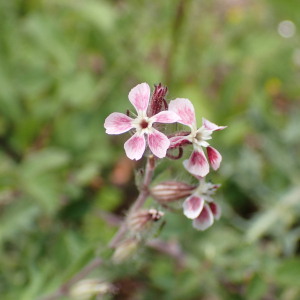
[151, 181, 196, 202]
[112, 238, 139, 264]
[147, 83, 168, 117]
[127, 208, 164, 233]
[70, 279, 112, 300]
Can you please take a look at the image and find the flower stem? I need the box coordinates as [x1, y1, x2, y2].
[109, 155, 156, 248]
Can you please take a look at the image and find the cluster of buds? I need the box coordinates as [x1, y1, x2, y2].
[104, 82, 226, 231]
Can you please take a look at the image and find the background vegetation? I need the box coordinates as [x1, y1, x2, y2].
[1, 0, 300, 299]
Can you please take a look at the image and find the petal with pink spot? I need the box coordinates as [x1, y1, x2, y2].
[202, 118, 227, 131]
[192, 203, 214, 231]
[207, 146, 222, 170]
[169, 98, 197, 128]
[128, 83, 150, 113]
[124, 133, 146, 160]
[183, 149, 209, 177]
[209, 202, 221, 220]
[183, 195, 204, 219]
[148, 129, 170, 158]
[104, 112, 134, 135]
[150, 111, 181, 124]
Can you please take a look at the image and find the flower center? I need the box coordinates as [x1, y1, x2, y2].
[140, 119, 149, 129]
[195, 131, 203, 141]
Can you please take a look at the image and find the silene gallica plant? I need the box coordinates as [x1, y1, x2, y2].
[104, 82, 227, 262]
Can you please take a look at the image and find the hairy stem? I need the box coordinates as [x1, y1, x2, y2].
[36, 156, 156, 299]
[109, 155, 156, 248]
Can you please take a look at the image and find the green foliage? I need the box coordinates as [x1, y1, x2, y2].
[0, 0, 300, 299]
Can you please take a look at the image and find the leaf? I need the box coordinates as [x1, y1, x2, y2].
[246, 274, 268, 300]
[51, 0, 116, 32]
[0, 199, 40, 243]
[246, 209, 279, 242]
[275, 259, 300, 287]
[21, 148, 70, 177]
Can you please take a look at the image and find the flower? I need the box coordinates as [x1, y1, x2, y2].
[182, 174, 221, 231]
[168, 98, 226, 176]
[104, 83, 180, 160]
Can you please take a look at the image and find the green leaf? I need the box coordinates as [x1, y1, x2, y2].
[246, 274, 268, 300]
[275, 259, 300, 287]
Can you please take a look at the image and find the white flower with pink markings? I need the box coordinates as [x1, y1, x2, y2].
[169, 98, 227, 177]
[182, 174, 221, 231]
[104, 83, 180, 160]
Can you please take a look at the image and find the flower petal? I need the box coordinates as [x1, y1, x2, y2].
[128, 83, 150, 113]
[148, 129, 170, 158]
[150, 111, 181, 124]
[169, 98, 197, 128]
[183, 195, 204, 219]
[207, 146, 222, 170]
[192, 203, 214, 231]
[124, 133, 146, 160]
[202, 117, 227, 131]
[104, 112, 134, 135]
[169, 136, 191, 148]
[183, 149, 209, 177]
[202, 195, 214, 203]
[209, 202, 221, 220]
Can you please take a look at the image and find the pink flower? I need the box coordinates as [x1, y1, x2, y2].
[169, 98, 226, 176]
[104, 83, 180, 160]
[182, 174, 221, 231]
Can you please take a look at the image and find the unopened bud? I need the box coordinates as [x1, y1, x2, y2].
[147, 83, 168, 117]
[112, 238, 139, 264]
[151, 181, 196, 202]
[127, 208, 164, 233]
[70, 279, 112, 300]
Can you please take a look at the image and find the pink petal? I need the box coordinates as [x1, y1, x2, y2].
[192, 203, 214, 231]
[169, 98, 197, 128]
[183, 149, 209, 177]
[128, 83, 150, 113]
[209, 202, 221, 220]
[150, 111, 181, 124]
[183, 195, 204, 219]
[207, 146, 222, 170]
[169, 136, 191, 148]
[104, 112, 134, 135]
[202, 117, 227, 131]
[124, 133, 146, 160]
[148, 129, 170, 158]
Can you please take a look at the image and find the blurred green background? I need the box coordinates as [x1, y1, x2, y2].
[1, 0, 300, 299]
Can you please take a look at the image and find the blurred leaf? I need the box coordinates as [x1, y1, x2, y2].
[95, 185, 122, 211]
[21, 148, 70, 177]
[275, 259, 300, 287]
[0, 200, 40, 243]
[53, 0, 116, 32]
[246, 274, 268, 300]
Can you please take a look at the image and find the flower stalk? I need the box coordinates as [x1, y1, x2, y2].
[109, 155, 156, 248]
